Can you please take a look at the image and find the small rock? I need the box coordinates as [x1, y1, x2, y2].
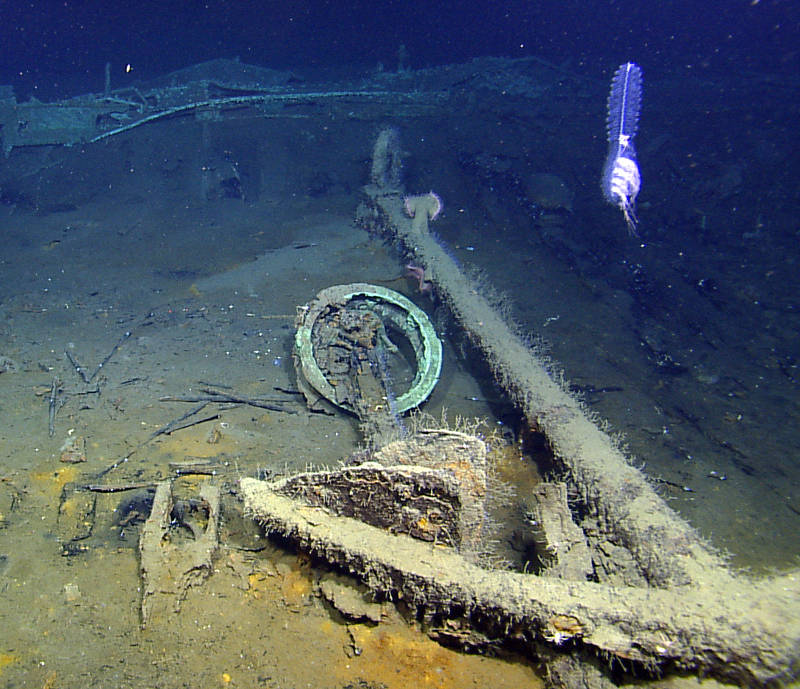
[207, 426, 223, 444]
[59, 435, 87, 463]
[63, 582, 81, 602]
[318, 575, 384, 623]
[0, 355, 19, 373]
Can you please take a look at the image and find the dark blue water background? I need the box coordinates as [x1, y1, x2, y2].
[1, 0, 797, 100]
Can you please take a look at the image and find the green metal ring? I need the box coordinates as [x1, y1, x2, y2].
[294, 283, 442, 413]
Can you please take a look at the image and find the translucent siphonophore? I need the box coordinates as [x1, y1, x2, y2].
[601, 62, 643, 235]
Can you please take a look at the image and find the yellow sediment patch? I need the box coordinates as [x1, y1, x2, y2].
[247, 572, 269, 600]
[30, 466, 79, 498]
[0, 652, 19, 673]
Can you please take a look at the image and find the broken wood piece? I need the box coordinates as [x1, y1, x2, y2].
[198, 387, 298, 414]
[160, 387, 298, 414]
[88, 330, 131, 382]
[45, 369, 100, 438]
[145, 402, 209, 443]
[65, 329, 130, 385]
[84, 481, 156, 493]
[139, 481, 221, 627]
[168, 458, 218, 476]
[65, 351, 91, 384]
[164, 413, 220, 435]
[48, 377, 63, 437]
[94, 450, 137, 480]
[318, 574, 385, 623]
[525, 482, 593, 580]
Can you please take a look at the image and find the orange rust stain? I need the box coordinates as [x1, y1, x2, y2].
[549, 614, 584, 636]
[246, 561, 314, 609]
[338, 624, 541, 689]
[281, 569, 312, 607]
[341, 625, 451, 688]
[490, 442, 541, 490]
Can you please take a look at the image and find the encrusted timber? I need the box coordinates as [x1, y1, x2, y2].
[240, 479, 799, 687]
[139, 480, 221, 627]
[361, 188, 726, 591]
[271, 462, 463, 547]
